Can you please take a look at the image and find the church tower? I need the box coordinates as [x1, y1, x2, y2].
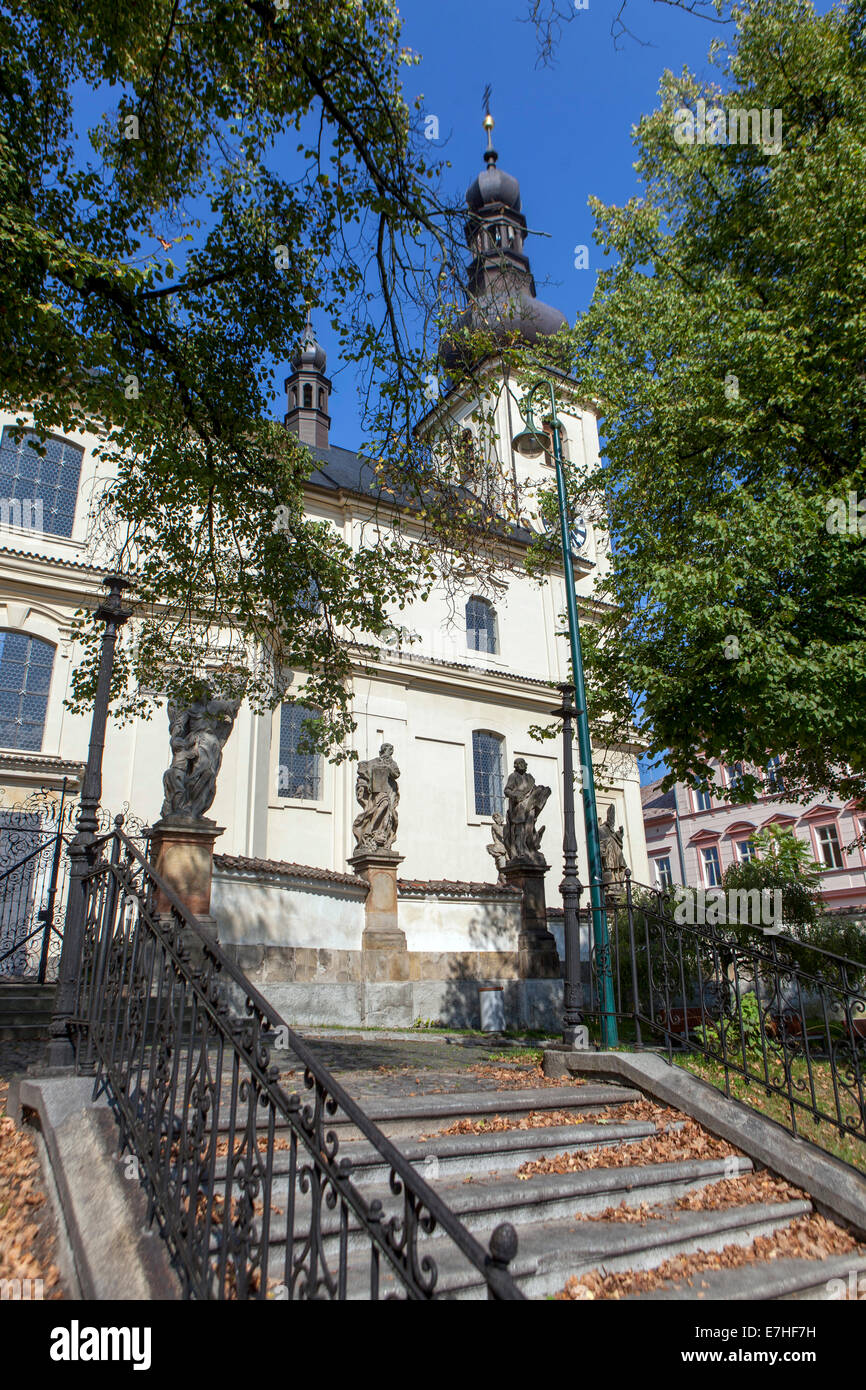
[441, 110, 567, 371]
[285, 314, 331, 448]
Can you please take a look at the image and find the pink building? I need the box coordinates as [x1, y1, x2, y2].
[641, 761, 866, 911]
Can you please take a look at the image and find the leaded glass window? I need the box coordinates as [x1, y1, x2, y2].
[466, 597, 497, 654]
[277, 703, 321, 800]
[472, 730, 504, 817]
[0, 429, 83, 538]
[0, 632, 55, 751]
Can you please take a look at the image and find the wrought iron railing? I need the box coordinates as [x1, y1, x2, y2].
[71, 826, 524, 1300]
[0, 787, 150, 982]
[583, 873, 866, 1156]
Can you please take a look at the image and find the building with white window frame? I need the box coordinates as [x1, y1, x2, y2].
[642, 760, 866, 911]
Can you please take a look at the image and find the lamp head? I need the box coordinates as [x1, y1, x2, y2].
[511, 397, 548, 458]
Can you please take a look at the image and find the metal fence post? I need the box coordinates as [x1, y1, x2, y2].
[46, 576, 131, 1068]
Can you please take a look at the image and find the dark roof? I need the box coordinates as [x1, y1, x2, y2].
[641, 778, 676, 813]
[305, 442, 382, 498]
[303, 440, 539, 548]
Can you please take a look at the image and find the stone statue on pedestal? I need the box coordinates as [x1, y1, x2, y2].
[161, 690, 241, 822]
[503, 758, 550, 866]
[598, 802, 628, 895]
[352, 743, 400, 853]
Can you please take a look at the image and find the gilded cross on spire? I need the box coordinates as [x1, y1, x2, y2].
[482, 84, 496, 165]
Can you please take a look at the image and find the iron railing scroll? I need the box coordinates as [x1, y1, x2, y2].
[583, 871, 866, 1157]
[73, 826, 525, 1301]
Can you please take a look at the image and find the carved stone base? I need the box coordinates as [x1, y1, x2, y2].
[502, 858, 561, 980]
[348, 850, 408, 979]
[149, 817, 224, 923]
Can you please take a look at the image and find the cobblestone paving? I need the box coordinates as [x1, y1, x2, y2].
[278, 1034, 547, 1102]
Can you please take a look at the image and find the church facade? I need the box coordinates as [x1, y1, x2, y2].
[0, 128, 650, 1024]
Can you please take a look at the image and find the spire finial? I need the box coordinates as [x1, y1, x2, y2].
[482, 84, 497, 166]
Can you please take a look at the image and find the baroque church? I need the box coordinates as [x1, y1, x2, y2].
[0, 122, 650, 1026]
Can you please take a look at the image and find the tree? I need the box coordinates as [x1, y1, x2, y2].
[536, 0, 866, 804]
[722, 825, 823, 934]
[0, 0, 473, 749]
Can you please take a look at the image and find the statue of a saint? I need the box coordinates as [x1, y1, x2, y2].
[161, 690, 241, 821]
[503, 758, 550, 866]
[352, 743, 400, 853]
[598, 802, 628, 896]
[486, 811, 507, 883]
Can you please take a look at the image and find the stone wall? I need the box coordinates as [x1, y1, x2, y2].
[210, 854, 587, 1031]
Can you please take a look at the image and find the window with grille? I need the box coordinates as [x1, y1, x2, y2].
[816, 823, 844, 869]
[472, 730, 504, 817]
[701, 845, 722, 887]
[0, 429, 83, 538]
[466, 598, 497, 654]
[653, 855, 673, 889]
[277, 703, 321, 800]
[0, 631, 55, 751]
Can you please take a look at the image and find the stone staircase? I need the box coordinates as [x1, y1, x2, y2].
[0, 980, 56, 1042]
[214, 1067, 866, 1300]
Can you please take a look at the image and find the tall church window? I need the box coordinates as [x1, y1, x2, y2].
[0, 428, 83, 538]
[466, 597, 497, 654]
[0, 631, 55, 751]
[472, 730, 504, 817]
[277, 702, 321, 800]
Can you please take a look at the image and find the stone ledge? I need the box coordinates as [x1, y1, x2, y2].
[9, 1076, 182, 1300]
[214, 853, 367, 892]
[542, 1048, 866, 1239]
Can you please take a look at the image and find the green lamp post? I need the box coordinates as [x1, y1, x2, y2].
[511, 381, 618, 1047]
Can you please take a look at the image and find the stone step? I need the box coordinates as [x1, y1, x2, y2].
[211, 1119, 669, 1185]
[0, 1021, 51, 1041]
[212, 1083, 645, 1140]
[256, 1155, 756, 1263]
[333, 1198, 814, 1301]
[626, 1251, 866, 1301]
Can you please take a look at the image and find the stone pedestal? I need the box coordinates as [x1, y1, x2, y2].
[348, 850, 408, 982]
[502, 858, 561, 980]
[149, 817, 224, 958]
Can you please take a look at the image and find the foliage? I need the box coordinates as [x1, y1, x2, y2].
[530, 0, 866, 804]
[0, 0, 481, 747]
[696, 989, 763, 1064]
[721, 825, 824, 933]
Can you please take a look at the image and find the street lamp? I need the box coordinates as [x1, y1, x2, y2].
[512, 382, 618, 1047]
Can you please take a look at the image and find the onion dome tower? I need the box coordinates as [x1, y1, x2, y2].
[441, 110, 568, 370]
[285, 312, 331, 448]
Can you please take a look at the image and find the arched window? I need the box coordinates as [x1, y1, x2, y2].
[302, 383, 313, 409]
[277, 702, 322, 800]
[472, 730, 504, 817]
[318, 389, 325, 410]
[466, 597, 497, 654]
[291, 387, 297, 407]
[0, 428, 83, 538]
[0, 631, 55, 751]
